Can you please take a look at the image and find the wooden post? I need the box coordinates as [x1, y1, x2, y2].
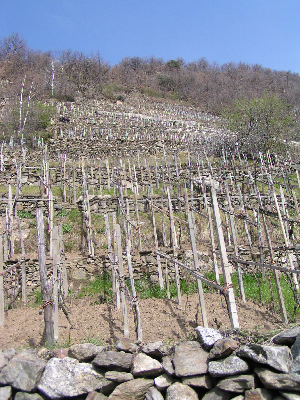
[17, 216, 26, 303]
[151, 201, 164, 289]
[49, 189, 54, 258]
[124, 216, 142, 341]
[167, 187, 181, 305]
[73, 162, 76, 205]
[161, 190, 167, 247]
[105, 158, 111, 190]
[104, 213, 115, 292]
[0, 236, 3, 327]
[36, 208, 54, 346]
[112, 213, 121, 309]
[236, 184, 252, 248]
[187, 212, 208, 327]
[202, 180, 220, 284]
[211, 185, 239, 329]
[52, 226, 59, 341]
[270, 178, 299, 289]
[58, 224, 68, 298]
[116, 224, 129, 338]
[8, 185, 13, 257]
[225, 183, 245, 302]
[257, 190, 288, 325]
[133, 186, 142, 251]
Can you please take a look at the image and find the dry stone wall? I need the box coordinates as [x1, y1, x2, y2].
[0, 326, 300, 399]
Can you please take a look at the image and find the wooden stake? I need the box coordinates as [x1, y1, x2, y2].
[116, 224, 129, 338]
[211, 185, 239, 329]
[167, 187, 181, 305]
[37, 208, 54, 346]
[151, 201, 164, 289]
[271, 179, 299, 289]
[124, 216, 142, 341]
[187, 212, 208, 327]
[52, 226, 59, 341]
[17, 216, 26, 303]
[257, 190, 288, 325]
[225, 183, 245, 301]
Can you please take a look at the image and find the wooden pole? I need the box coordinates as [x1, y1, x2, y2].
[52, 226, 59, 341]
[116, 224, 129, 338]
[124, 216, 142, 341]
[112, 213, 121, 309]
[49, 189, 54, 258]
[17, 216, 26, 303]
[257, 190, 288, 325]
[210, 185, 239, 329]
[36, 208, 54, 346]
[225, 183, 245, 302]
[58, 224, 68, 298]
[187, 212, 208, 327]
[167, 187, 181, 305]
[151, 201, 164, 289]
[270, 178, 299, 290]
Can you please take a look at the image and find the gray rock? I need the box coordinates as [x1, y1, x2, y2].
[0, 350, 7, 370]
[290, 334, 300, 373]
[116, 337, 139, 353]
[172, 341, 209, 377]
[209, 338, 239, 359]
[162, 356, 175, 376]
[109, 378, 153, 399]
[208, 355, 250, 377]
[37, 348, 52, 361]
[237, 344, 292, 373]
[3, 348, 15, 361]
[14, 393, 44, 400]
[105, 371, 134, 383]
[273, 326, 300, 346]
[68, 343, 104, 361]
[245, 388, 274, 400]
[182, 374, 212, 389]
[217, 374, 255, 393]
[132, 353, 163, 377]
[86, 392, 108, 400]
[154, 373, 175, 390]
[231, 396, 244, 400]
[145, 386, 164, 400]
[38, 357, 109, 399]
[0, 351, 46, 392]
[196, 326, 223, 350]
[166, 382, 198, 400]
[93, 350, 133, 371]
[0, 386, 12, 400]
[280, 391, 300, 400]
[201, 387, 233, 400]
[255, 367, 300, 391]
[142, 341, 170, 358]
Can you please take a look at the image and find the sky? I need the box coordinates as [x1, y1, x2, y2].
[1, 0, 299, 73]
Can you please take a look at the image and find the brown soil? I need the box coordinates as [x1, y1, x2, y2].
[0, 292, 283, 350]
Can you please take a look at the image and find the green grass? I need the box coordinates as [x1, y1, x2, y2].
[79, 271, 113, 303]
[17, 210, 34, 218]
[204, 271, 300, 321]
[129, 275, 205, 300]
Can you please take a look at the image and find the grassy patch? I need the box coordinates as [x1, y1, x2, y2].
[17, 210, 34, 218]
[79, 272, 113, 303]
[204, 271, 300, 321]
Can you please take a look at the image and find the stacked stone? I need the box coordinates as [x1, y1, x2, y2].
[0, 326, 299, 399]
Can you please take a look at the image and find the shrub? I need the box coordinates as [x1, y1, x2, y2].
[222, 93, 294, 154]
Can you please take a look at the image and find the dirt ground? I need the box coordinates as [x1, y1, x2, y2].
[0, 292, 284, 351]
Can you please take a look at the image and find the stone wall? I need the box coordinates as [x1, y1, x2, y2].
[0, 326, 299, 399]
